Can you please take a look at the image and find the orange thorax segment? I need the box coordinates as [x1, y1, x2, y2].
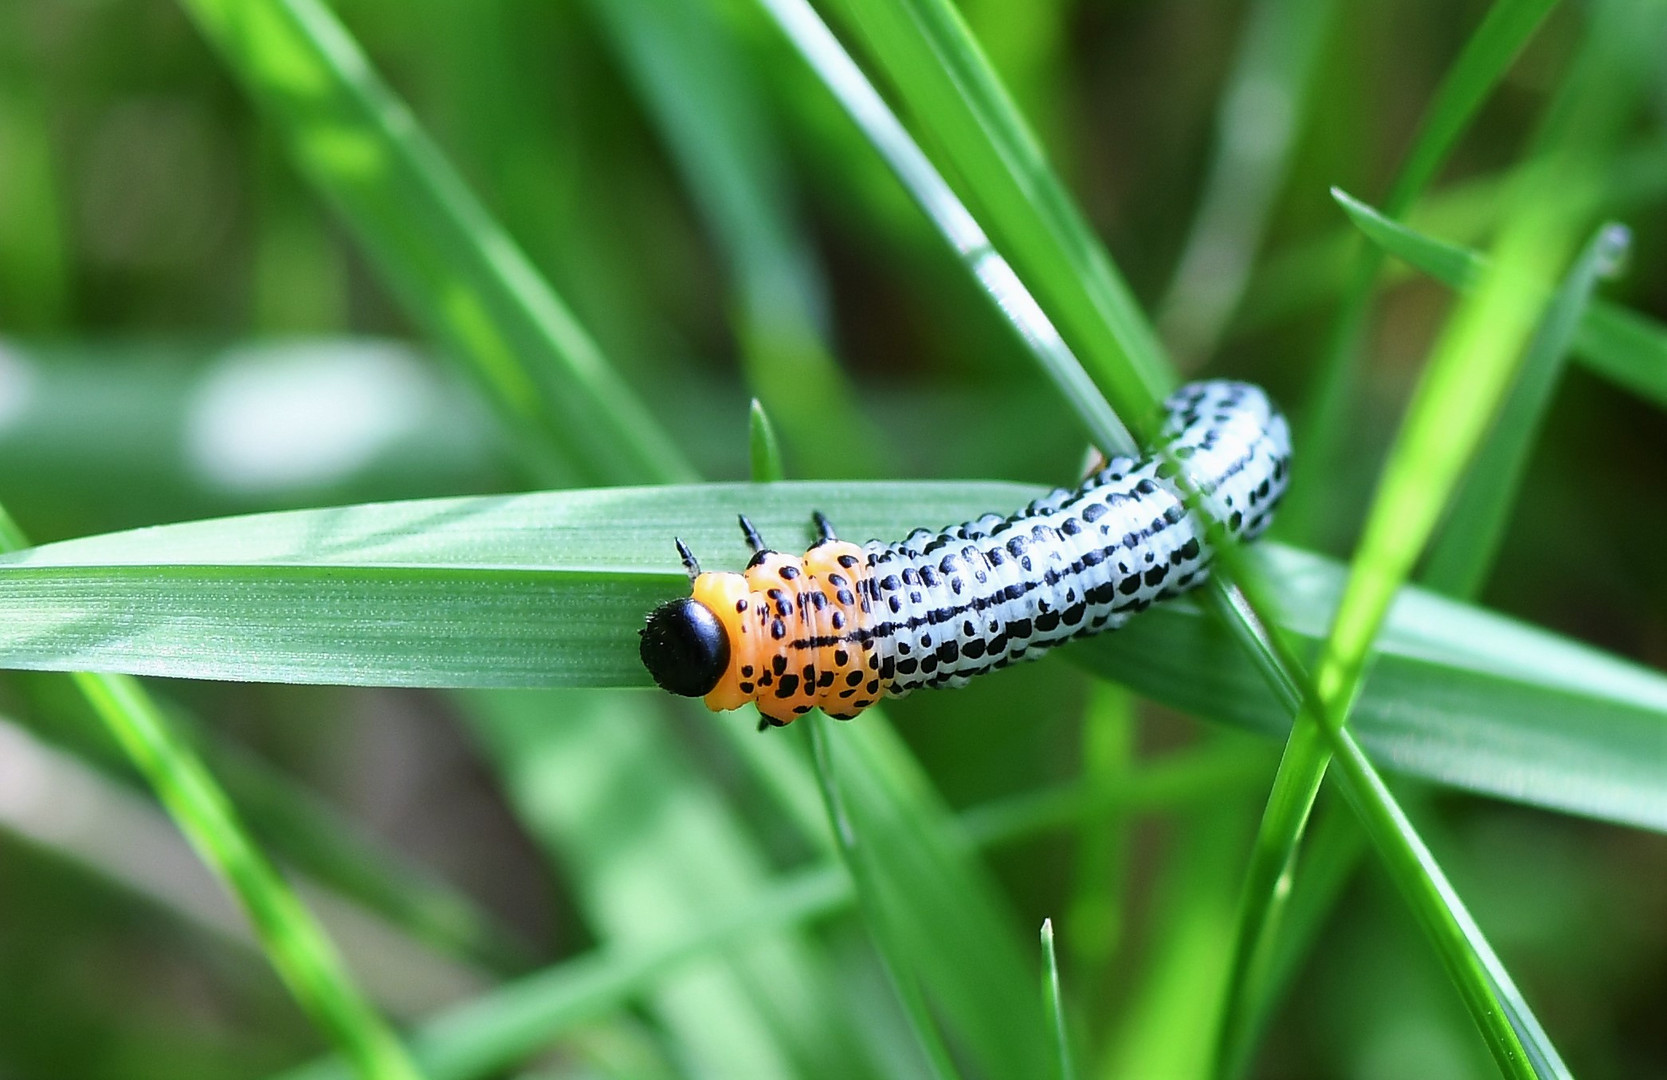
[694, 543, 878, 723]
[692, 571, 752, 712]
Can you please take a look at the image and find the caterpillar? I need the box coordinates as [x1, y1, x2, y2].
[640, 380, 1291, 727]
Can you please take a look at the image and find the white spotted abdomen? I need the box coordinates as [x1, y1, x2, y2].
[861, 380, 1291, 696]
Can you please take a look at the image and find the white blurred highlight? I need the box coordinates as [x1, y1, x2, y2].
[186, 340, 439, 492]
[0, 343, 36, 432]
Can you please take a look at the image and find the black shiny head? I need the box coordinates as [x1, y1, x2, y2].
[640, 598, 731, 697]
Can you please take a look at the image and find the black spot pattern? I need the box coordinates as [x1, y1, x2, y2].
[862, 380, 1291, 696]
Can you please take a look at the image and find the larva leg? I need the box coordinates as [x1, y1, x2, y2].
[674, 538, 702, 583]
[811, 510, 837, 544]
[738, 514, 766, 554]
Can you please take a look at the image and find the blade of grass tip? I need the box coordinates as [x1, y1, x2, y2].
[1156, 0, 1340, 366]
[752, 0, 1138, 455]
[1040, 919, 1077, 1080]
[0, 501, 421, 1080]
[750, 398, 787, 484]
[1284, 0, 1560, 545]
[174, 0, 692, 487]
[1336, 187, 1667, 414]
[819, 0, 1175, 416]
[804, 716, 964, 1080]
[1422, 222, 1631, 598]
[585, 0, 887, 476]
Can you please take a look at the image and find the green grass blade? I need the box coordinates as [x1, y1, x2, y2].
[1157, 0, 1340, 363]
[750, 398, 787, 484]
[1422, 223, 1631, 597]
[1040, 919, 1077, 1080]
[1325, 730, 1570, 1078]
[174, 0, 692, 486]
[465, 689, 864, 1080]
[1285, 0, 1560, 543]
[807, 711, 1052, 1078]
[1219, 2, 1663, 1069]
[806, 716, 963, 1080]
[4, 486, 1667, 832]
[752, 0, 1138, 455]
[820, 0, 1175, 416]
[0, 502, 421, 1079]
[1335, 188, 1667, 411]
[583, 0, 884, 475]
[1572, 302, 1667, 409]
[1064, 683, 1136, 1007]
[1101, 806, 1246, 1080]
[277, 746, 1254, 1080]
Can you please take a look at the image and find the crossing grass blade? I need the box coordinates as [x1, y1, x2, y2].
[1217, 2, 1667, 1072]
[173, 0, 691, 487]
[751, 0, 1138, 457]
[0, 505, 421, 1080]
[1285, 0, 1561, 543]
[276, 745, 1257, 1080]
[1157, 0, 1341, 364]
[464, 689, 868, 1080]
[1422, 223, 1631, 597]
[1333, 189, 1667, 411]
[583, 0, 885, 475]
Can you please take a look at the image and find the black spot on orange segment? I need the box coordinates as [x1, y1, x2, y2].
[775, 674, 800, 697]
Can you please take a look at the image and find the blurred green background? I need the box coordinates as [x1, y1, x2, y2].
[0, 0, 1664, 1078]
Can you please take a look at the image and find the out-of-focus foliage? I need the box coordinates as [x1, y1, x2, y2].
[0, 0, 1664, 1078]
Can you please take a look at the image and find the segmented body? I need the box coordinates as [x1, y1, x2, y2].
[684, 380, 1291, 725]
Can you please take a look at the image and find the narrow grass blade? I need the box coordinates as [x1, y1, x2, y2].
[27, 678, 532, 975]
[278, 744, 1252, 1080]
[174, 0, 692, 486]
[806, 711, 1051, 1078]
[0, 503, 421, 1079]
[1286, 0, 1560, 543]
[806, 716, 963, 1080]
[1101, 806, 1246, 1080]
[1157, 0, 1340, 363]
[1219, 2, 1663, 1070]
[465, 689, 866, 1080]
[751, 0, 1137, 455]
[1325, 730, 1570, 1078]
[0, 11, 70, 333]
[817, 0, 1175, 416]
[1040, 919, 1077, 1080]
[1422, 223, 1631, 597]
[1334, 188, 1667, 411]
[1064, 683, 1135, 1007]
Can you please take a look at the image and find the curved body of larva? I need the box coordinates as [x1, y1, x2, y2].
[646, 380, 1291, 726]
